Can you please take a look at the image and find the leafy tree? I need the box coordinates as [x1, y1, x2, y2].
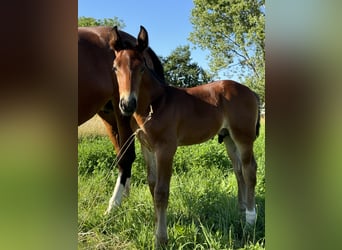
[78, 16, 125, 28]
[160, 45, 213, 88]
[189, 0, 265, 103]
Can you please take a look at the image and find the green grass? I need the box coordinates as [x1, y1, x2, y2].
[78, 123, 265, 249]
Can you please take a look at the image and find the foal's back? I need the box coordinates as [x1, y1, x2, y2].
[181, 80, 258, 127]
[163, 80, 259, 146]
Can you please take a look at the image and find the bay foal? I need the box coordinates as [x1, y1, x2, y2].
[109, 26, 260, 246]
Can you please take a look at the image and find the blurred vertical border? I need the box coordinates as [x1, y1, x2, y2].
[0, 0, 77, 249]
[267, 0, 342, 249]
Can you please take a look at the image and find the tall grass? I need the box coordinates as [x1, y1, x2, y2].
[78, 121, 265, 249]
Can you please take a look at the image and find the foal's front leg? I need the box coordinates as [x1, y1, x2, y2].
[141, 145, 156, 197]
[153, 145, 176, 247]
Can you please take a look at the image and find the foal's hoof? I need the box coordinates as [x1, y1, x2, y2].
[155, 236, 168, 249]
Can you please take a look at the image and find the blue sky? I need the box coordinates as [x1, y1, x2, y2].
[78, 0, 233, 80]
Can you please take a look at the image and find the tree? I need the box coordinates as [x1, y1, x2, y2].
[78, 16, 125, 28]
[160, 45, 213, 88]
[189, 0, 265, 103]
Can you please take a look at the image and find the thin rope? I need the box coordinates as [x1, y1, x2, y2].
[79, 105, 154, 228]
[108, 104, 154, 171]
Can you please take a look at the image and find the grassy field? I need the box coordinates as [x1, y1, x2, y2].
[78, 116, 265, 249]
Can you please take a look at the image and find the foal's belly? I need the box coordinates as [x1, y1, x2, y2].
[177, 117, 223, 146]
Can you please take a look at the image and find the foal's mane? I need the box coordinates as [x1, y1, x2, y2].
[143, 56, 168, 86]
[145, 48, 166, 85]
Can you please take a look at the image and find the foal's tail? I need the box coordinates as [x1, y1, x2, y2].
[255, 93, 261, 138]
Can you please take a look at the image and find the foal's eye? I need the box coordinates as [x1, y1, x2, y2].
[112, 66, 117, 72]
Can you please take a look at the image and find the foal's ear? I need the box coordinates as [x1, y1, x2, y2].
[137, 25, 148, 52]
[109, 26, 124, 52]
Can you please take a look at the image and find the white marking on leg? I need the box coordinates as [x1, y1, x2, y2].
[246, 207, 256, 225]
[104, 173, 125, 215]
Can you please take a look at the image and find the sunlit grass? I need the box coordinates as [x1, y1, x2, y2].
[78, 120, 265, 249]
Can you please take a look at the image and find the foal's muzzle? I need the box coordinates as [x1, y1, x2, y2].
[119, 97, 137, 116]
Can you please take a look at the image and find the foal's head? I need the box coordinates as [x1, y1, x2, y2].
[109, 26, 149, 116]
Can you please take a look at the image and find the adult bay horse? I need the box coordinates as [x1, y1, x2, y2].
[78, 26, 165, 214]
[109, 26, 260, 246]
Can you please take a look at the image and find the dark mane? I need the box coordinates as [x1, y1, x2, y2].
[146, 47, 165, 83]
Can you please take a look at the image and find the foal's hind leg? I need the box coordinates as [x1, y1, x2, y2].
[223, 132, 257, 225]
[141, 145, 156, 197]
[235, 141, 257, 225]
[223, 135, 247, 213]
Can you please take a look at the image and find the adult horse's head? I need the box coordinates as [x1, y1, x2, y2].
[109, 26, 149, 116]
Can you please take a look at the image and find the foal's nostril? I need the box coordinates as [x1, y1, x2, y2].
[119, 99, 125, 111]
[128, 98, 136, 111]
[119, 97, 137, 116]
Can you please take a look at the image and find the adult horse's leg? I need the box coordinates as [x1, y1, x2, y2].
[115, 114, 136, 198]
[222, 134, 247, 213]
[98, 110, 120, 154]
[99, 109, 136, 214]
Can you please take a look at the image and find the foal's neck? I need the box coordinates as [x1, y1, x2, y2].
[136, 68, 165, 117]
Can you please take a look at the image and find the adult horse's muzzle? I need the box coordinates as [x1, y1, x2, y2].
[119, 97, 137, 116]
